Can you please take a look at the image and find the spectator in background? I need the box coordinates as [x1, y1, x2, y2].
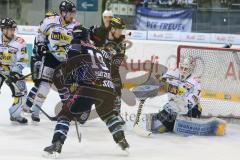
[102, 10, 114, 29]
[143, 0, 149, 7]
[90, 10, 114, 46]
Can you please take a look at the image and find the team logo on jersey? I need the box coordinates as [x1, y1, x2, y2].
[2, 53, 12, 62]
[51, 31, 71, 43]
[0, 47, 12, 63]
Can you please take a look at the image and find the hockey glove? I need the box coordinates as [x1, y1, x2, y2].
[8, 72, 22, 83]
[36, 42, 48, 56]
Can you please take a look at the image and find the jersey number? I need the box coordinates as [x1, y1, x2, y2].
[88, 49, 108, 71]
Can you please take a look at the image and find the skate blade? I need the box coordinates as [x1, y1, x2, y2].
[133, 125, 152, 137]
[42, 151, 60, 159]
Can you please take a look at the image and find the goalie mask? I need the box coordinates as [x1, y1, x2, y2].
[179, 57, 195, 81]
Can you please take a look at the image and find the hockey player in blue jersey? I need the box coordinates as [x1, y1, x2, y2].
[43, 25, 129, 157]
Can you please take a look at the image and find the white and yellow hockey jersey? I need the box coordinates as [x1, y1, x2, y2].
[162, 68, 201, 109]
[36, 15, 78, 62]
[0, 33, 28, 75]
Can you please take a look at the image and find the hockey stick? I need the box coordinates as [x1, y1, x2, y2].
[20, 73, 33, 80]
[74, 119, 81, 143]
[133, 57, 156, 137]
[133, 98, 152, 137]
[0, 72, 33, 96]
[36, 92, 83, 142]
[34, 105, 58, 121]
[1, 72, 33, 82]
[36, 105, 82, 143]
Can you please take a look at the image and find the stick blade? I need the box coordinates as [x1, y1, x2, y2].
[133, 125, 152, 137]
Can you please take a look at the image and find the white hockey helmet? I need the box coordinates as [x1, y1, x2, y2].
[179, 56, 196, 81]
[102, 10, 113, 17]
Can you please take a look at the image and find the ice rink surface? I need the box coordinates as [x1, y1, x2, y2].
[0, 83, 240, 160]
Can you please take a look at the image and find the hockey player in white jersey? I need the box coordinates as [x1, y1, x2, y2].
[147, 56, 226, 136]
[0, 18, 28, 124]
[24, 10, 58, 112]
[149, 57, 201, 132]
[28, 0, 78, 122]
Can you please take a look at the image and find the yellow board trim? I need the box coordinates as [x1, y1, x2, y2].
[25, 80, 240, 103]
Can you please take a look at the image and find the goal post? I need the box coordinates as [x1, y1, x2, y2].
[177, 45, 240, 119]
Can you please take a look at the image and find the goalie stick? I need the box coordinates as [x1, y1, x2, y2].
[133, 98, 152, 137]
[132, 57, 157, 137]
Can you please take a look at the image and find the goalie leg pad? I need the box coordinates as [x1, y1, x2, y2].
[157, 103, 178, 131]
[146, 113, 168, 133]
[173, 115, 226, 136]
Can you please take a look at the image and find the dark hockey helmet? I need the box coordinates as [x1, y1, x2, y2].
[45, 10, 58, 18]
[59, 0, 76, 13]
[110, 17, 125, 29]
[72, 25, 89, 40]
[0, 18, 17, 29]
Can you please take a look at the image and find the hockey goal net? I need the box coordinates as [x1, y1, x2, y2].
[177, 45, 240, 119]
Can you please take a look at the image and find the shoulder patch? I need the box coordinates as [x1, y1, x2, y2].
[15, 37, 25, 44]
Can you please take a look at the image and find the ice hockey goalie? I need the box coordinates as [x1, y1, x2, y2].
[146, 56, 226, 136]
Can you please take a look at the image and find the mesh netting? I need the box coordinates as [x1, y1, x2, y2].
[177, 45, 240, 118]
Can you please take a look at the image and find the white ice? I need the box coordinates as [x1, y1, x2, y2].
[0, 83, 240, 160]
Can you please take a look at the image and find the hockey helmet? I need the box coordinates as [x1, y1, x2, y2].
[179, 57, 196, 81]
[110, 17, 125, 29]
[72, 25, 89, 40]
[59, 0, 76, 13]
[0, 18, 17, 29]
